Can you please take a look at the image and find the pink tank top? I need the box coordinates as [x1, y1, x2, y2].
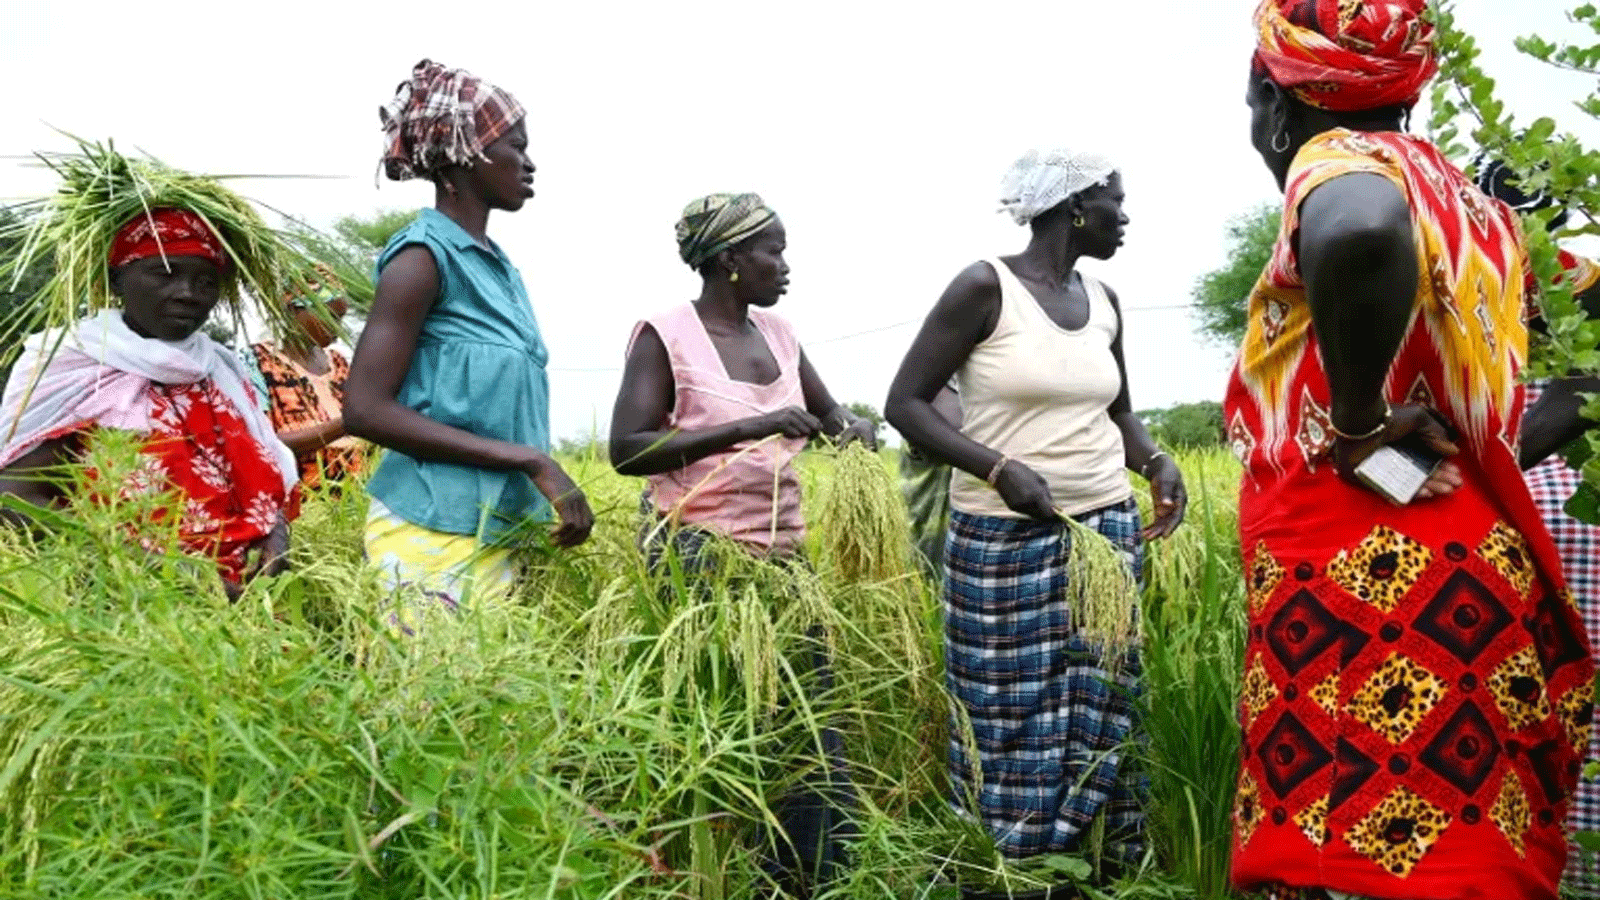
[631, 303, 807, 555]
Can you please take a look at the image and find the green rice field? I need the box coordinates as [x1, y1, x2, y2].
[0, 440, 1248, 900]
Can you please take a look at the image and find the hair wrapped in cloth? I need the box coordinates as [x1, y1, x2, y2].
[1252, 0, 1437, 112]
[379, 59, 526, 182]
[674, 193, 776, 269]
[108, 208, 228, 269]
[282, 261, 346, 307]
[997, 148, 1117, 226]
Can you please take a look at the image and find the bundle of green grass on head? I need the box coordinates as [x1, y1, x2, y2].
[0, 136, 333, 365]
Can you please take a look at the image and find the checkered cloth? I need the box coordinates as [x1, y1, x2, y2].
[944, 499, 1147, 860]
[1527, 442, 1600, 897]
[379, 59, 525, 182]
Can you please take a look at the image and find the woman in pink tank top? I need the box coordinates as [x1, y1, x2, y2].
[607, 192, 873, 900]
[609, 192, 874, 559]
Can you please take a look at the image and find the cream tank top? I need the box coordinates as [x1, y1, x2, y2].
[949, 258, 1132, 518]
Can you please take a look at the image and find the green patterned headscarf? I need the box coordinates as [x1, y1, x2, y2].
[674, 193, 776, 269]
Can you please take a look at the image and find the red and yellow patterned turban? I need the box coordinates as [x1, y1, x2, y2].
[1252, 0, 1437, 112]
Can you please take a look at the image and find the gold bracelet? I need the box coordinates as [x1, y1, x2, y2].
[986, 455, 1010, 486]
[1329, 404, 1392, 441]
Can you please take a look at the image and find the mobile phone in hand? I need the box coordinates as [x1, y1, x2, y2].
[1353, 440, 1445, 506]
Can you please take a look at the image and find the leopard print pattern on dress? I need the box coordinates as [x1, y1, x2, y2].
[1343, 787, 1452, 878]
[1477, 520, 1536, 596]
[1492, 771, 1532, 857]
[1325, 525, 1433, 614]
[1488, 647, 1552, 732]
[1345, 653, 1449, 746]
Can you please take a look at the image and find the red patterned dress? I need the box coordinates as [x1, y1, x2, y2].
[118, 381, 298, 583]
[1225, 129, 1595, 899]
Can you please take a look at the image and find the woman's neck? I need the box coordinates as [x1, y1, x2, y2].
[435, 184, 492, 246]
[282, 340, 327, 370]
[1015, 232, 1082, 291]
[693, 282, 752, 331]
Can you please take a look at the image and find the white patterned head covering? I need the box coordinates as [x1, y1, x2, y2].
[997, 148, 1118, 225]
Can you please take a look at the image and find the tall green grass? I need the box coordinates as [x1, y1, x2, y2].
[1136, 452, 1246, 900]
[0, 440, 1249, 899]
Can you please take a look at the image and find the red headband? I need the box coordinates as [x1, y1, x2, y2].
[1253, 0, 1437, 112]
[108, 208, 229, 269]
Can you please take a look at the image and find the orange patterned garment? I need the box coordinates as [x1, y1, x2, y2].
[250, 343, 365, 489]
[1225, 129, 1594, 899]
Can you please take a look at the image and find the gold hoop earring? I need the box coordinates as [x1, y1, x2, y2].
[729, 270, 739, 283]
[1271, 130, 1291, 153]
[1073, 216, 1085, 228]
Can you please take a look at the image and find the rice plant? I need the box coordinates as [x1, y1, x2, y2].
[0, 441, 1251, 899]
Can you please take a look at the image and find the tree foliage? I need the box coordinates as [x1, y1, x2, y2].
[1140, 401, 1225, 450]
[1430, 1, 1600, 520]
[845, 402, 886, 444]
[1190, 204, 1280, 349]
[287, 207, 417, 312]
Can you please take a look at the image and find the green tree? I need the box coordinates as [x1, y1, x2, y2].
[288, 207, 418, 311]
[1431, 1, 1600, 520]
[1140, 400, 1225, 450]
[0, 206, 53, 323]
[845, 402, 885, 444]
[1191, 204, 1279, 348]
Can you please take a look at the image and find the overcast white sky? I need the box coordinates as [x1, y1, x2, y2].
[4, 1, 1597, 442]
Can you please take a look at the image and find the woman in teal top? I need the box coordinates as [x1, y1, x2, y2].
[344, 59, 592, 621]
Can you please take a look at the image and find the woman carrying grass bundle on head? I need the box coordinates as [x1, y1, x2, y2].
[0, 174, 301, 594]
[606, 192, 872, 899]
[343, 60, 593, 627]
[246, 263, 366, 493]
[885, 148, 1186, 889]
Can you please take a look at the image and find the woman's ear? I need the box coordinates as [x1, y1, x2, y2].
[1263, 79, 1293, 140]
[712, 248, 739, 281]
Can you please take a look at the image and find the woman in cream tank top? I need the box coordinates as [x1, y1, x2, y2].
[886, 148, 1188, 890]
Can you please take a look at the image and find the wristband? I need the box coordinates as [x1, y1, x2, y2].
[1141, 450, 1169, 478]
[986, 455, 1010, 486]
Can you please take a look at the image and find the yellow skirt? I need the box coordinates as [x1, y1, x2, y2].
[364, 498, 515, 633]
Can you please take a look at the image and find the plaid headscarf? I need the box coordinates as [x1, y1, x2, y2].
[674, 193, 776, 269]
[379, 59, 526, 182]
[1252, 0, 1437, 112]
[108, 208, 228, 269]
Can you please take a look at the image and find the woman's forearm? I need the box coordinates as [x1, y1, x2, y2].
[1112, 411, 1162, 475]
[1520, 376, 1600, 469]
[885, 396, 1001, 482]
[276, 418, 346, 458]
[343, 394, 536, 473]
[1300, 176, 1419, 431]
[611, 420, 758, 476]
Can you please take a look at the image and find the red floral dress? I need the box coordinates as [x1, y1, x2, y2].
[118, 380, 297, 582]
[1225, 130, 1594, 899]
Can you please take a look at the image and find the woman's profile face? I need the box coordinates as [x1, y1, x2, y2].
[731, 219, 790, 308]
[1074, 174, 1128, 261]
